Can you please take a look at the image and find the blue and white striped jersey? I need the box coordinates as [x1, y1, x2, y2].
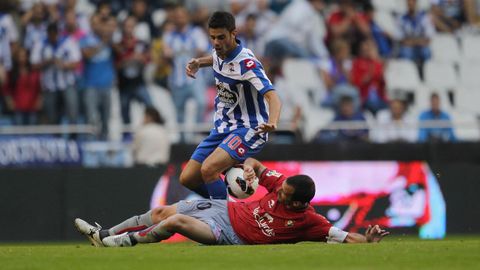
[30, 35, 81, 91]
[163, 26, 209, 88]
[212, 41, 274, 134]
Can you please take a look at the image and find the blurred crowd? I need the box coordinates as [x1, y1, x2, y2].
[0, 0, 478, 148]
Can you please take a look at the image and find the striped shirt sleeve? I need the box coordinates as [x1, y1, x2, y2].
[240, 59, 274, 95]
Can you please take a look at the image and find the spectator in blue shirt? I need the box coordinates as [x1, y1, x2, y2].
[418, 93, 456, 142]
[81, 15, 116, 139]
[314, 95, 368, 142]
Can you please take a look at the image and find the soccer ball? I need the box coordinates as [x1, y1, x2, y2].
[224, 167, 259, 199]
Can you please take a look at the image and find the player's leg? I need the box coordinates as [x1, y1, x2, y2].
[74, 205, 177, 247]
[200, 147, 238, 199]
[180, 132, 227, 198]
[179, 159, 209, 198]
[201, 128, 267, 199]
[104, 204, 177, 236]
[102, 214, 216, 247]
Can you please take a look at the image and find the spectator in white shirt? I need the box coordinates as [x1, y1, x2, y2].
[30, 23, 81, 125]
[264, 0, 329, 71]
[132, 107, 171, 167]
[21, 2, 48, 50]
[372, 99, 417, 143]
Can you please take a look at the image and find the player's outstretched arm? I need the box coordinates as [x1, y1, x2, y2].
[186, 55, 213, 79]
[344, 225, 390, 243]
[255, 91, 282, 135]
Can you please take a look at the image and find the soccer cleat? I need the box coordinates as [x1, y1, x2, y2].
[102, 233, 133, 247]
[74, 218, 104, 247]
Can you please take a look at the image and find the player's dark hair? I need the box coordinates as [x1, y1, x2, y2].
[208, 11, 236, 32]
[286, 175, 316, 204]
[145, 107, 165, 125]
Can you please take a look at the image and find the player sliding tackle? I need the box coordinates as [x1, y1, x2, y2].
[75, 158, 389, 247]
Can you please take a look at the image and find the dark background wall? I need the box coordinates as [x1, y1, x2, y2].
[0, 168, 163, 242]
[1, 143, 480, 242]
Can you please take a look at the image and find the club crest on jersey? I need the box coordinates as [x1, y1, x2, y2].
[266, 170, 282, 177]
[285, 220, 294, 227]
[243, 59, 256, 70]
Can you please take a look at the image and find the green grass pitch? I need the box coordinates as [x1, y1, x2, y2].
[1, 236, 479, 270]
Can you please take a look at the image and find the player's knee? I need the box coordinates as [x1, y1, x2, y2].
[163, 215, 187, 232]
[151, 207, 165, 223]
[200, 163, 218, 182]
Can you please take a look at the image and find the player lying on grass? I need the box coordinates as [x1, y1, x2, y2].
[75, 158, 389, 247]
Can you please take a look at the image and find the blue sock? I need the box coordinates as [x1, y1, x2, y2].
[192, 184, 210, 198]
[206, 179, 227, 199]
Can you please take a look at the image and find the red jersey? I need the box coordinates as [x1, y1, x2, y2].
[228, 168, 333, 244]
[3, 71, 41, 112]
[351, 57, 386, 103]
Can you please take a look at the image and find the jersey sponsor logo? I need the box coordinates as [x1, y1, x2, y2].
[266, 170, 282, 178]
[268, 200, 275, 208]
[253, 207, 275, 237]
[285, 220, 294, 227]
[236, 145, 246, 157]
[216, 82, 238, 107]
[243, 59, 256, 70]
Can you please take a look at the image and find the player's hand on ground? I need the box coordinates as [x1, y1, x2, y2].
[186, 58, 199, 79]
[365, 225, 390, 243]
[255, 123, 277, 135]
[243, 165, 256, 184]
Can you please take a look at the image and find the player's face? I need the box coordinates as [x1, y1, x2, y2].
[208, 28, 237, 59]
[278, 181, 295, 205]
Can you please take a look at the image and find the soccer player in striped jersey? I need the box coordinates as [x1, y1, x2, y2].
[183, 11, 282, 199]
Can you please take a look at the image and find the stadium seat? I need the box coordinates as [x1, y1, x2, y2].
[450, 110, 480, 141]
[372, 0, 406, 14]
[413, 86, 453, 113]
[374, 11, 399, 39]
[126, 84, 180, 143]
[282, 59, 327, 108]
[423, 61, 459, 91]
[282, 59, 332, 142]
[459, 61, 480, 91]
[302, 108, 335, 142]
[430, 34, 461, 64]
[385, 59, 422, 96]
[461, 35, 480, 62]
[108, 87, 123, 141]
[456, 90, 480, 114]
[417, 0, 432, 11]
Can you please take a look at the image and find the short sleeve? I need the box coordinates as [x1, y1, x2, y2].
[304, 213, 334, 242]
[240, 59, 274, 95]
[258, 168, 285, 192]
